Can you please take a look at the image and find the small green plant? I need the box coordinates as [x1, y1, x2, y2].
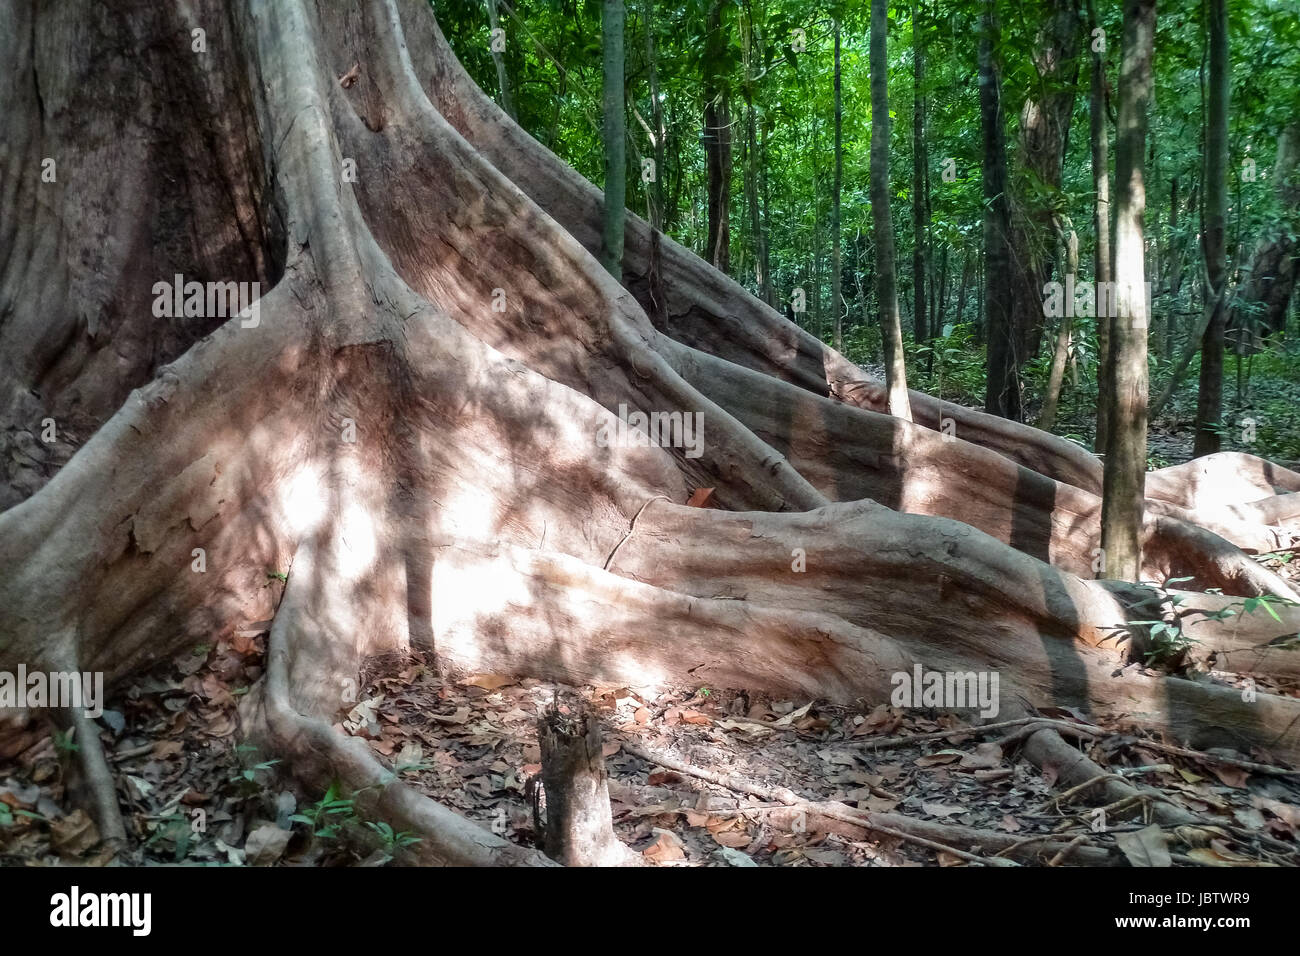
[289, 781, 357, 840]
[145, 811, 194, 862]
[267, 570, 288, 583]
[228, 745, 280, 796]
[0, 804, 46, 827]
[365, 820, 422, 860]
[52, 728, 79, 755]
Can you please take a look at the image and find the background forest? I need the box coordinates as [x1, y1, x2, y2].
[440, 0, 1300, 463]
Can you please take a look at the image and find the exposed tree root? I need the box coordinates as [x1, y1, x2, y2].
[68, 707, 129, 848]
[1, 0, 1299, 865]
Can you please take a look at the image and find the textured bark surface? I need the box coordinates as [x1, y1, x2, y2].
[536, 706, 632, 866]
[871, 0, 912, 420]
[1193, 0, 1229, 458]
[978, 2, 1019, 421]
[3, 0, 1300, 865]
[1100, 0, 1155, 583]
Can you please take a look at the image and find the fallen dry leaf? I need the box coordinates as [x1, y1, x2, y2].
[1114, 824, 1171, 867]
[643, 829, 686, 862]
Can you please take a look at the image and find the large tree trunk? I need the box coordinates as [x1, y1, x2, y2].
[1193, 0, 1229, 458]
[703, 0, 731, 274]
[1006, 0, 1082, 366]
[4, 0, 1300, 867]
[1100, 0, 1156, 583]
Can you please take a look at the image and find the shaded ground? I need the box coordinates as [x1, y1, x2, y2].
[3, 608, 1299, 866]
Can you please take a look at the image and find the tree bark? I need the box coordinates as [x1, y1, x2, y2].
[955, 253, 971, 326]
[1100, 0, 1156, 583]
[486, 0, 516, 121]
[1232, 123, 1300, 341]
[979, 1, 1019, 420]
[535, 705, 632, 866]
[1007, 0, 1082, 366]
[1089, 0, 1113, 455]
[912, 2, 929, 347]
[642, 0, 668, 324]
[703, 0, 731, 274]
[600, 0, 627, 278]
[742, 0, 770, 307]
[1193, 0, 1229, 457]
[1038, 224, 1078, 431]
[871, 0, 912, 419]
[832, 21, 844, 351]
[4, 0, 1300, 870]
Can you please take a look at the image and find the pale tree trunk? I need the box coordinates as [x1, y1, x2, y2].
[832, 21, 844, 351]
[979, 1, 1018, 420]
[3, 0, 1300, 867]
[1100, 0, 1155, 583]
[1193, 0, 1229, 458]
[600, 0, 626, 278]
[1038, 224, 1078, 431]
[871, 0, 912, 419]
[1089, 0, 1113, 454]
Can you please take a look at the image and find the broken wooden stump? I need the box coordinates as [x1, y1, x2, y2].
[533, 703, 635, 866]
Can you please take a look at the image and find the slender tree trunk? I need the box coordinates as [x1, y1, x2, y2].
[832, 21, 844, 351]
[1089, 0, 1113, 455]
[1162, 175, 1179, 360]
[979, 1, 1018, 420]
[760, 115, 774, 306]
[1193, 0, 1229, 457]
[871, 0, 912, 419]
[643, 0, 668, 323]
[742, 1, 769, 305]
[955, 253, 971, 326]
[1100, 0, 1155, 583]
[600, 0, 627, 278]
[486, 0, 516, 121]
[936, 245, 948, 326]
[912, 2, 928, 347]
[1038, 225, 1078, 431]
[703, 0, 731, 274]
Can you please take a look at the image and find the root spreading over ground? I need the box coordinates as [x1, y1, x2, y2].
[1, 0, 1299, 865]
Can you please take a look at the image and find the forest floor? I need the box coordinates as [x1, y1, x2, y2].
[3, 586, 1299, 867]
